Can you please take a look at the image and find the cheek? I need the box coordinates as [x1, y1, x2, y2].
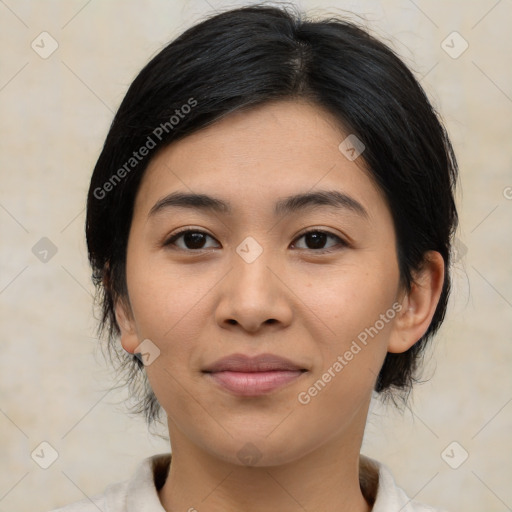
[300, 258, 399, 334]
[125, 258, 220, 394]
[126, 252, 212, 337]
[298, 260, 399, 389]
[127, 264, 212, 419]
[293, 271, 398, 431]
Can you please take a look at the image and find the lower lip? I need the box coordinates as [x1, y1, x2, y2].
[205, 370, 305, 396]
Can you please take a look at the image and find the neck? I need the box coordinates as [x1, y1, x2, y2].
[158, 426, 376, 512]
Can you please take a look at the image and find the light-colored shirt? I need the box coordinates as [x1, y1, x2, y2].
[49, 453, 448, 512]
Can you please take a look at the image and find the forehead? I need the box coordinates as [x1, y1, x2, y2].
[133, 99, 387, 224]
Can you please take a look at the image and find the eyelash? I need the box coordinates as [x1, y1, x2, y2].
[163, 228, 348, 254]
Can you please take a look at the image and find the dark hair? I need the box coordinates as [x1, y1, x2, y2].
[86, 3, 458, 426]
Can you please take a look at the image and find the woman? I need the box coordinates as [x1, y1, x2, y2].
[52, 4, 457, 511]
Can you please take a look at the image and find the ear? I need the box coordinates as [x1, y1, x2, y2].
[387, 251, 445, 354]
[114, 299, 140, 354]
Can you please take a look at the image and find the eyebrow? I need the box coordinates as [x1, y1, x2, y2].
[148, 189, 369, 220]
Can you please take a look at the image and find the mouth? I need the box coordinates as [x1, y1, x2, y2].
[202, 353, 308, 397]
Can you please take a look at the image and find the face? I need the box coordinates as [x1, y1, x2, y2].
[116, 99, 416, 467]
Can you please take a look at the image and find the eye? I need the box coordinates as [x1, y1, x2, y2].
[163, 228, 347, 253]
[164, 229, 220, 251]
[291, 229, 346, 252]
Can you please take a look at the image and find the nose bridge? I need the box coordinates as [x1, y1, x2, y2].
[232, 235, 275, 297]
[235, 234, 267, 268]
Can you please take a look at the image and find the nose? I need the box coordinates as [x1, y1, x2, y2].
[214, 247, 293, 334]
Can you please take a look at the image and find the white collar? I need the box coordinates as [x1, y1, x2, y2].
[97, 453, 446, 512]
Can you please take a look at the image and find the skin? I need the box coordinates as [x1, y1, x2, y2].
[115, 99, 444, 512]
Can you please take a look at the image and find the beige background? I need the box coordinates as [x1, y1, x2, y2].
[1, 0, 511, 511]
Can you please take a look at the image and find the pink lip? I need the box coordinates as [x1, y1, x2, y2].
[206, 370, 305, 396]
[202, 353, 307, 396]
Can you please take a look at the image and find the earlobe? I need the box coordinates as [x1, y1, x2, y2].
[114, 300, 139, 354]
[387, 251, 445, 354]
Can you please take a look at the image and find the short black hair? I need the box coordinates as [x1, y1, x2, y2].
[86, 3, 458, 426]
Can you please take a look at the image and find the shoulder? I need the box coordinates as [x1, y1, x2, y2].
[361, 455, 450, 512]
[47, 454, 171, 512]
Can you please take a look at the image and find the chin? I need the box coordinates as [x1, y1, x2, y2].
[203, 434, 311, 468]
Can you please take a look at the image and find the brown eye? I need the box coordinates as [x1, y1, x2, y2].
[164, 230, 220, 250]
[292, 230, 346, 252]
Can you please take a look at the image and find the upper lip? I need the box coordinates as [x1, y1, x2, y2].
[202, 353, 306, 373]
